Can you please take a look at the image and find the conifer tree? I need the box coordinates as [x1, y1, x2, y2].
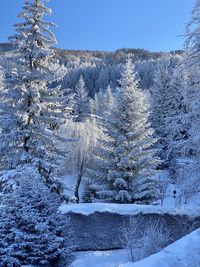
[73, 75, 90, 122]
[150, 58, 172, 156]
[89, 85, 114, 120]
[0, 166, 73, 266]
[104, 84, 114, 114]
[87, 59, 159, 203]
[0, 0, 69, 192]
[183, 0, 200, 157]
[164, 63, 188, 159]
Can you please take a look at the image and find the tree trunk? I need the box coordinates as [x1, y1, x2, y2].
[74, 172, 83, 203]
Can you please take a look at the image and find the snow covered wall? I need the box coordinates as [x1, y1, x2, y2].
[61, 204, 200, 251]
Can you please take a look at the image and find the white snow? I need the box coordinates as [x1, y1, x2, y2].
[59, 202, 200, 216]
[70, 249, 128, 267]
[119, 228, 200, 267]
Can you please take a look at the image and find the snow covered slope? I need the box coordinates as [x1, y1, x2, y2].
[120, 228, 200, 267]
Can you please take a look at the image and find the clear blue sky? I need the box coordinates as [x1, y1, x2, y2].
[0, 0, 194, 52]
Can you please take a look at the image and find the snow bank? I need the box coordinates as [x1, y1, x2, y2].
[59, 203, 200, 216]
[119, 228, 200, 267]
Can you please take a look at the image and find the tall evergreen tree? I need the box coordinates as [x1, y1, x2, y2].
[87, 59, 159, 203]
[164, 62, 189, 159]
[89, 85, 114, 120]
[150, 58, 172, 157]
[104, 84, 115, 115]
[73, 75, 90, 122]
[0, 0, 69, 192]
[150, 56, 182, 161]
[183, 0, 200, 157]
[167, 0, 200, 202]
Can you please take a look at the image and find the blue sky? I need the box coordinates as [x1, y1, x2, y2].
[0, 0, 194, 52]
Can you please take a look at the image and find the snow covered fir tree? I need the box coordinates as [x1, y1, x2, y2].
[86, 59, 159, 203]
[73, 75, 90, 122]
[0, 0, 200, 266]
[0, 0, 69, 192]
[0, 0, 73, 266]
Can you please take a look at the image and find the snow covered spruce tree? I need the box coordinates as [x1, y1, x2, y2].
[73, 75, 90, 122]
[150, 56, 185, 167]
[0, 165, 73, 266]
[0, 0, 69, 193]
[89, 89, 105, 117]
[150, 57, 173, 160]
[89, 85, 114, 120]
[167, 0, 200, 204]
[87, 59, 159, 204]
[103, 84, 114, 115]
[182, 0, 200, 157]
[164, 62, 189, 160]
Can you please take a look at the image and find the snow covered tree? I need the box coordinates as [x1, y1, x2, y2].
[175, 158, 200, 206]
[92, 89, 105, 117]
[181, 0, 200, 158]
[59, 117, 104, 203]
[104, 84, 115, 114]
[0, 165, 73, 266]
[73, 75, 90, 122]
[87, 59, 159, 204]
[164, 0, 200, 201]
[150, 58, 173, 158]
[0, 0, 69, 193]
[164, 61, 189, 161]
[150, 56, 184, 162]
[89, 85, 114, 120]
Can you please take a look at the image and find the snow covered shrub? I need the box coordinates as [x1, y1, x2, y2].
[0, 166, 74, 267]
[122, 216, 170, 263]
[175, 159, 200, 207]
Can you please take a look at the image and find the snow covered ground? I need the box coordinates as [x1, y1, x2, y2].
[71, 228, 200, 267]
[71, 249, 128, 267]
